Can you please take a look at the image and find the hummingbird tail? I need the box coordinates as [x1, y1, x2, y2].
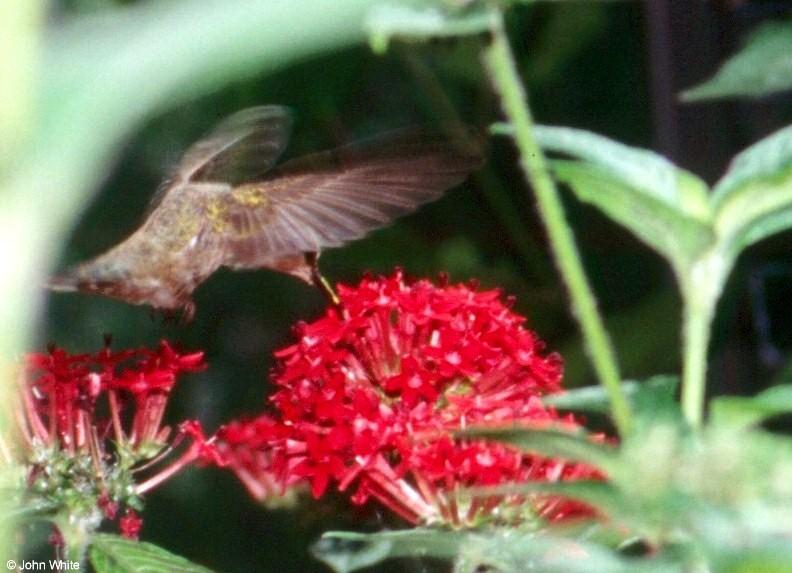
[46, 273, 80, 292]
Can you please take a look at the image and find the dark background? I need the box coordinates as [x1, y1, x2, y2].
[38, 1, 792, 571]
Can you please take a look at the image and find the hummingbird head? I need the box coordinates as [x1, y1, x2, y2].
[46, 271, 80, 292]
[47, 256, 184, 312]
[47, 259, 132, 297]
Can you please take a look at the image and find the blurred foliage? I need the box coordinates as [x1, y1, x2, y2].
[525, 118, 792, 424]
[89, 534, 214, 573]
[319, 379, 792, 573]
[682, 20, 792, 102]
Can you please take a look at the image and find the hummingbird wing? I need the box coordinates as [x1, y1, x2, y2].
[203, 128, 484, 268]
[147, 106, 293, 212]
[180, 106, 293, 184]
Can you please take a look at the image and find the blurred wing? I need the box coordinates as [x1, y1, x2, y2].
[179, 105, 293, 184]
[147, 106, 293, 212]
[206, 128, 484, 268]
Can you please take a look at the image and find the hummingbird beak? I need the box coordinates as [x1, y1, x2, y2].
[46, 273, 80, 292]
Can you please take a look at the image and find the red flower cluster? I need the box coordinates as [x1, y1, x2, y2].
[15, 340, 207, 538]
[211, 271, 600, 526]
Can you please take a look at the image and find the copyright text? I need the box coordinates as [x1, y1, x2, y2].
[6, 561, 80, 571]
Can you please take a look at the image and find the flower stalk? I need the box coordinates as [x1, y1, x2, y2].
[481, 8, 632, 436]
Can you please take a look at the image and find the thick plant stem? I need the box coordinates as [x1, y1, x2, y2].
[482, 9, 632, 436]
[681, 298, 714, 428]
[57, 513, 98, 567]
[679, 253, 728, 428]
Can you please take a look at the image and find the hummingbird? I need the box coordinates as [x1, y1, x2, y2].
[48, 106, 484, 320]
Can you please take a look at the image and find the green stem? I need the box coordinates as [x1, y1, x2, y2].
[678, 252, 729, 428]
[56, 513, 99, 567]
[482, 9, 631, 436]
[680, 297, 714, 428]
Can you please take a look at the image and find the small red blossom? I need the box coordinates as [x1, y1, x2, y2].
[97, 493, 119, 520]
[47, 529, 64, 549]
[119, 510, 143, 540]
[211, 271, 603, 526]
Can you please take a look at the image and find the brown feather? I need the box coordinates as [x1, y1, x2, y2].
[205, 128, 485, 269]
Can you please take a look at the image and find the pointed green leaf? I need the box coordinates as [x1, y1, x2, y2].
[90, 534, 215, 573]
[713, 125, 792, 256]
[473, 480, 628, 521]
[681, 21, 792, 101]
[492, 122, 710, 217]
[523, 125, 714, 272]
[628, 375, 683, 424]
[313, 529, 466, 573]
[463, 425, 618, 475]
[535, 125, 711, 221]
[543, 376, 679, 416]
[455, 531, 659, 573]
[551, 161, 713, 270]
[316, 528, 654, 573]
[710, 385, 792, 429]
[543, 382, 629, 414]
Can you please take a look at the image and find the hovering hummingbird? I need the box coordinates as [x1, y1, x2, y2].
[48, 106, 483, 320]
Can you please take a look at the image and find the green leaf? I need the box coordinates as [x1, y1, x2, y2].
[473, 480, 629, 522]
[710, 385, 792, 429]
[517, 125, 714, 272]
[455, 531, 658, 573]
[712, 125, 792, 256]
[544, 376, 679, 415]
[463, 425, 618, 475]
[543, 382, 629, 414]
[628, 375, 683, 425]
[89, 534, 215, 573]
[365, 5, 489, 53]
[534, 125, 711, 221]
[713, 542, 792, 573]
[551, 161, 713, 270]
[681, 21, 792, 101]
[313, 529, 466, 573]
[315, 528, 657, 573]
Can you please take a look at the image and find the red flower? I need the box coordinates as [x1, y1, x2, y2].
[211, 271, 602, 526]
[20, 340, 205, 452]
[98, 493, 119, 520]
[119, 510, 143, 540]
[17, 339, 207, 538]
[209, 416, 296, 501]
